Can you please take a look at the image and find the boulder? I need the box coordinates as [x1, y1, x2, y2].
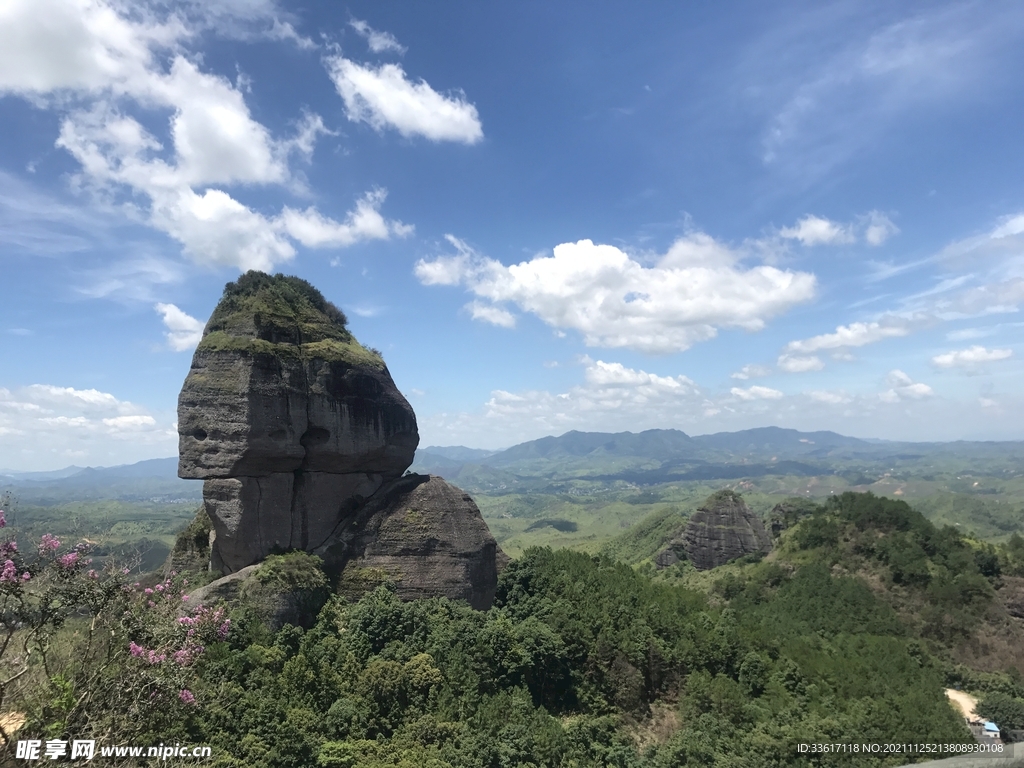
[678, 490, 771, 570]
[317, 474, 508, 610]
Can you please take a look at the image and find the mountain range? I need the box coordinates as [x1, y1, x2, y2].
[5, 427, 1024, 503]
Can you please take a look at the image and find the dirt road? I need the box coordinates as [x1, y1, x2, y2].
[945, 688, 980, 720]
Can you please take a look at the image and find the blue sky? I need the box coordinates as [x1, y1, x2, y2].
[2, 0, 1024, 470]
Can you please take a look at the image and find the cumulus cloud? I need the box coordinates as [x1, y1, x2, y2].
[932, 345, 1012, 368]
[0, 384, 175, 469]
[730, 385, 784, 401]
[415, 235, 817, 353]
[779, 215, 854, 246]
[784, 320, 910, 354]
[155, 303, 204, 351]
[731, 364, 772, 380]
[349, 19, 406, 54]
[0, 0, 405, 271]
[879, 370, 933, 402]
[777, 353, 825, 373]
[325, 56, 483, 144]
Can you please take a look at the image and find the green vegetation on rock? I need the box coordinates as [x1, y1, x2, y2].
[195, 271, 384, 369]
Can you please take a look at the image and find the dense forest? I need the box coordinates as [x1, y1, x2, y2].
[3, 492, 1024, 766]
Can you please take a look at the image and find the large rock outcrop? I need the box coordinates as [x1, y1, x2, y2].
[317, 473, 510, 611]
[178, 272, 505, 609]
[657, 490, 771, 571]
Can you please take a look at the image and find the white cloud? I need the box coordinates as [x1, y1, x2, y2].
[481, 360, 702, 435]
[779, 215, 853, 246]
[809, 390, 853, 404]
[415, 236, 817, 353]
[466, 301, 516, 328]
[325, 57, 483, 144]
[880, 369, 933, 402]
[863, 210, 900, 246]
[731, 364, 772, 380]
[102, 414, 156, 429]
[0, 383, 174, 469]
[990, 213, 1024, 239]
[777, 353, 825, 373]
[349, 19, 406, 55]
[785, 320, 910, 354]
[279, 189, 411, 248]
[155, 303, 204, 351]
[730, 385, 784, 401]
[931, 345, 1012, 369]
[776, 211, 897, 247]
[584, 359, 697, 392]
[0, 0, 401, 271]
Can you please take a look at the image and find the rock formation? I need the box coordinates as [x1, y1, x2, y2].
[318, 474, 509, 610]
[656, 490, 771, 570]
[177, 271, 505, 608]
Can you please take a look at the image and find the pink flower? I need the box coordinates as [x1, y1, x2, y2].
[217, 620, 231, 640]
[87, 569, 97, 579]
[21, 572, 30, 581]
[0, 560, 18, 584]
[129, 641, 145, 658]
[179, 689, 196, 705]
[144, 588, 153, 595]
[0, 541, 17, 556]
[58, 552, 79, 569]
[147, 600, 155, 607]
[122, 568, 130, 575]
[181, 594, 189, 602]
[0, 510, 6, 528]
[39, 534, 60, 553]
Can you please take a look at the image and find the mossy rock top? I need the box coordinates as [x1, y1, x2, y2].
[196, 271, 384, 370]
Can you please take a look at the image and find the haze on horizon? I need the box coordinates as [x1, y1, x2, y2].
[2, 0, 1024, 471]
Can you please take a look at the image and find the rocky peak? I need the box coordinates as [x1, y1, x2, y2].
[176, 272, 505, 611]
[677, 490, 771, 570]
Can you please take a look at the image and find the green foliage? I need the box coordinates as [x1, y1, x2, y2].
[6, 492, 1004, 764]
[976, 692, 1024, 730]
[198, 271, 384, 368]
[255, 551, 329, 591]
[217, 271, 349, 330]
[599, 506, 687, 564]
[793, 514, 840, 550]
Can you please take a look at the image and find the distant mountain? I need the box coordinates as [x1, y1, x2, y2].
[2, 456, 199, 505]
[420, 446, 498, 462]
[487, 429, 701, 467]
[411, 451, 467, 473]
[691, 427, 870, 455]
[0, 465, 86, 481]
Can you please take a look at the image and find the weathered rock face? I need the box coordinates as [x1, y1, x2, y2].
[178, 272, 506, 611]
[317, 474, 509, 611]
[678, 490, 771, 570]
[178, 272, 418, 573]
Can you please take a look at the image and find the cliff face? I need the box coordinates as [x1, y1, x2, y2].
[178, 272, 504, 609]
[670, 490, 771, 570]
